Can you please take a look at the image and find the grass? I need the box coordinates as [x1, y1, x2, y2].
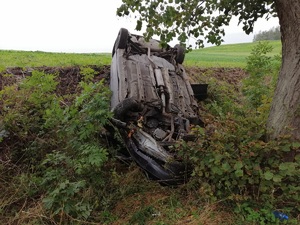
[0, 50, 111, 70]
[185, 40, 281, 68]
[0, 40, 281, 70]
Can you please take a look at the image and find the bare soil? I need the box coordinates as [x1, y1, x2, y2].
[187, 67, 248, 85]
[0, 66, 247, 92]
[0, 65, 111, 94]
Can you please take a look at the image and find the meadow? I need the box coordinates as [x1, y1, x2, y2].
[185, 40, 281, 67]
[0, 50, 111, 69]
[0, 40, 281, 69]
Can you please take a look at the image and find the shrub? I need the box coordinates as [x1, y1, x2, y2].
[242, 41, 280, 109]
[0, 71, 60, 164]
[39, 79, 112, 219]
[178, 42, 299, 223]
[0, 69, 113, 220]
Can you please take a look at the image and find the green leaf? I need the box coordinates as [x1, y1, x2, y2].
[272, 174, 282, 182]
[234, 161, 243, 170]
[279, 162, 297, 176]
[279, 162, 296, 171]
[42, 196, 54, 209]
[212, 166, 223, 175]
[222, 162, 231, 172]
[235, 169, 243, 177]
[136, 20, 142, 31]
[282, 144, 291, 152]
[263, 171, 274, 180]
[295, 154, 300, 162]
[292, 142, 300, 148]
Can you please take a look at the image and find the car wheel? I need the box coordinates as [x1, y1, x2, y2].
[113, 98, 142, 121]
[112, 28, 129, 57]
[174, 44, 185, 64]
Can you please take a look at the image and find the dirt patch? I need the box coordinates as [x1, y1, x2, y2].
[1, 66, 247, 92]
[186, 67, 248, 85]
[0, 65, 110, 94]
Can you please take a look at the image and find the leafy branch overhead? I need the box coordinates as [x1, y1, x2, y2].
[117, 0, 276, 47]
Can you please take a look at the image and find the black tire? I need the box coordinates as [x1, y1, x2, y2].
[113, 98, 142, 121]
[174, 44, 185, 64]
[112, 28, 129, 57]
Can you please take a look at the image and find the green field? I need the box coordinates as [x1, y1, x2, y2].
[0, 40, 281, 70]
[0, 50, 111, 69]
[185, 40, 281, 68]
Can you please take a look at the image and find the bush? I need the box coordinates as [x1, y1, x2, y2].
[0, 69, 113, 220]
[178, 42, 299, 223]
[0, 71, 60, 164]
[242, 41, 280, 109]
[40, 79, 112, 219]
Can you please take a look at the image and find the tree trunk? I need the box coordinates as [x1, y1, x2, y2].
[267, 0, 300, 141]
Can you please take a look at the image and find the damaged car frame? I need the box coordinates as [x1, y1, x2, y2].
[110, 28, 207, 185]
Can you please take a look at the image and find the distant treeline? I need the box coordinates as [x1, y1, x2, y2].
[253, 26, 281, 42]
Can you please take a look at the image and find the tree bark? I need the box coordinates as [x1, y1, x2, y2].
[267, 0, 300, 140]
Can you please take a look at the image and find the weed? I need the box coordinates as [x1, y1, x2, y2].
[80, 66, 97, 82]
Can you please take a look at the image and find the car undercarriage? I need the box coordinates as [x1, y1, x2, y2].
[109, 28, 207, 185]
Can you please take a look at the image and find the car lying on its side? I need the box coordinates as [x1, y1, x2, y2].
[110, 28, 207, 185]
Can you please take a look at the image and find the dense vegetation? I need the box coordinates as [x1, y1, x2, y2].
[0, 42, 299, 224]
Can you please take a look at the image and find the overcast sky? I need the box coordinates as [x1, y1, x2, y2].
[0, 0, 279, 53]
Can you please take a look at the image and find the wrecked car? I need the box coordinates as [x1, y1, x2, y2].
[110, 28, 207, 185]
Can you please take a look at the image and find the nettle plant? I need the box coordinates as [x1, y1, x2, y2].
[0, 69, 113, 219]
[177, 43, 299, 223]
